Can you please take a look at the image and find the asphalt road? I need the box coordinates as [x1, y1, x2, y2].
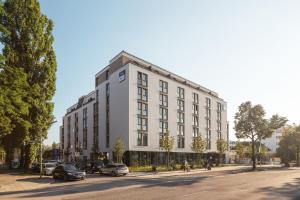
[1, 168, 300, 200]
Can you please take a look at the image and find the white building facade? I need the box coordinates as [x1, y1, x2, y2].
[261, 128, 283, 154]
[60, 51, 228, 165]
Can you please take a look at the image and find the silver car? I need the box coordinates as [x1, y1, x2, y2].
[99, 163, 129, 176]
[43, 163, 57, 175]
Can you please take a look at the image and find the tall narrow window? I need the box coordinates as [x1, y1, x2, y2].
[206, 97, 211, 149]
[177, 87, 185, 148]
[83, 108, 88, 150]
[137, 71, 148, 146]
[106, 83, 110, 148]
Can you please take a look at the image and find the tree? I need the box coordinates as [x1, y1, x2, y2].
[161, 130, 175, 169]
[216, 138, 228, 166]
[113, 137, 125, 163]
[0, 53, 31, 166]
[235, 140, 245, 163]
[190, 135, 206, 166]
[234, 101, 287, 170]
[277, 125, 300, 166]
[1, 0, 57, 169]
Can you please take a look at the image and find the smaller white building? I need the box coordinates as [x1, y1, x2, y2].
[261, 128, 283, 154]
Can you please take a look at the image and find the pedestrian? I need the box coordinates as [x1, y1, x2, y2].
[184, 159, 189, 172]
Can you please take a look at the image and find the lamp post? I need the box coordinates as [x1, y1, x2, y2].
[40, 120, 57, 179]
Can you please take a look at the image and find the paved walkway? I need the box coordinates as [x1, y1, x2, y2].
[128, 164, 280, 178]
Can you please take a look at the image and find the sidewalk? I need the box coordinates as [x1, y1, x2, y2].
[128, 164, 282, 178]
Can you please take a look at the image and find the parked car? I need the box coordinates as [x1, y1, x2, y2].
[99, 163, 129, 176]
[31, 162, 40, 173]
[52, 164, 86, 181]
[85, 161, 105, 174]
[43, 163, 57, 175]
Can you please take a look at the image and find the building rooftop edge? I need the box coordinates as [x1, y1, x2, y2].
[95, 51, 225, 101]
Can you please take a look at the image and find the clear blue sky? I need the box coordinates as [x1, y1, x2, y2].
[40, 0, 300, 145]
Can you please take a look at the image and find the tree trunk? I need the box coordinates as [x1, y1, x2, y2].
[24, 144, 32, 171]
[167, 151, 170, 169]
[4, 146, 12, 169]
[20, 145, 25, 169]
[297, 146, 299, 167]
[252, 141, 256, 170]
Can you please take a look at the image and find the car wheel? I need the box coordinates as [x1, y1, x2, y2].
[53, 174, 57, 179]
[112, 171, 117, 176]
[99, 170, 103, 175]
[123, 173, 127, 176]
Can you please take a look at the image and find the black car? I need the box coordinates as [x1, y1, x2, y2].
[52, 164, 86, 181]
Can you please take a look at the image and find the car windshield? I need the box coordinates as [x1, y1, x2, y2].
[64, 164, 77, 171]
[45, 163, 56, 168]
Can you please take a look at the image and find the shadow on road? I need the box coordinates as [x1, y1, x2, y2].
[256, 175, 300, 200]
[0, 175, 209, 198]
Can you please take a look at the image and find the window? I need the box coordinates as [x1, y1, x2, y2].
[159, 107, 168, 120]
[206, 109, 211, 119]
[177, 112, 184, 123]
[177, 136, 185, 148]
[177, 124, 184, 135]
[119, 70, 126, 82]
[192, 115, 199, 126]
[193, 127, 199, 137]
[105, 70, 109, 80]
[217, 102, 222, 111]
[206, 119, 211, 129]
[137, 132, 148, 146]
[137, 117, 147, 131]
[206, 97, 211, 108]
[83, 108, 88, 150]
[159, 121, 168, 133]
[218, 122, 222, 131]
[193, 93, 199, 104]
[137, 71, 148, 87]
[206, 129, 211, 149]
[192, 104, 199, 115]
[159, 94, 168, 107]
[138, 102, 148, 116]
[177, 87, 184, 99]
[106, 83, 110, 96]
[159, 80, 168, 93]
[138, 87, 148, 101]
[177, 100, 184, 111]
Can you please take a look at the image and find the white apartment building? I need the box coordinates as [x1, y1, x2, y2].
[261, 128, 283, 154]
[60, 51, 228, 165]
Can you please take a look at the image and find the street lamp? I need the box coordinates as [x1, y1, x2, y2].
[39, 120, 57, 179]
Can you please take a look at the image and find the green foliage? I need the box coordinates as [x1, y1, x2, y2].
[216, 138, 228, 165]
[216, 138, 228, 154]
[191, 135, 206, 153]
[235, 140, 245, 160]
[161, 130, 175, 169]
[277, 125, 300, 166]
[0, 0, 57, 169]
[191, 135, 206, 165]
[113, 137, 125, 163]
[234, 101, 287, 170]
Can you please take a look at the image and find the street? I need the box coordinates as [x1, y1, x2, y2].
[1, 167, 300, 200]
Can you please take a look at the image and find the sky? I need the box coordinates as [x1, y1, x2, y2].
[40, 0, 300, 145]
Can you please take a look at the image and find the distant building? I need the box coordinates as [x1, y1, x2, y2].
[60, 51, 229, 165]
[261, 128, 283, 154]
